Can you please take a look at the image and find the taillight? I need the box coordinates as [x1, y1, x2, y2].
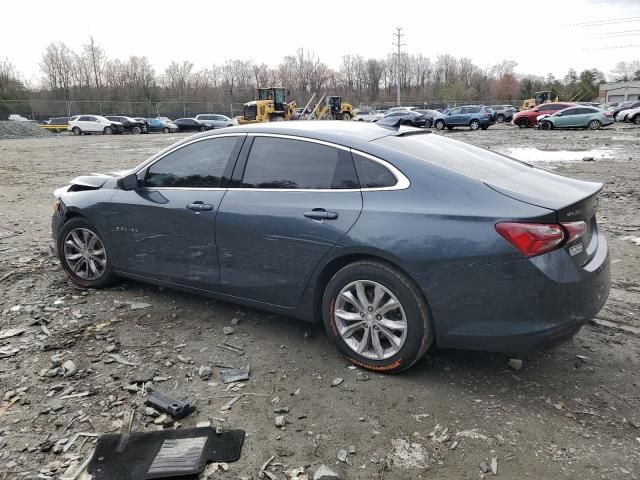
[561, 221, 587, 243]
[604, 112, 612, 117]
[495, 222, 565, 257]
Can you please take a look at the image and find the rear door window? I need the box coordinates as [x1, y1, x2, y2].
[145, 137, 239, 188]
[240, 137, 358, 189]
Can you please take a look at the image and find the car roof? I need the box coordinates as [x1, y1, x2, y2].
[224, 121, 398, 144]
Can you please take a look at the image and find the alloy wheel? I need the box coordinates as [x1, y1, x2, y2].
[334, 280, 408, 360]
[63, 228, 107, 280]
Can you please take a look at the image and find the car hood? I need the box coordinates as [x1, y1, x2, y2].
[54, 170, 131, 197]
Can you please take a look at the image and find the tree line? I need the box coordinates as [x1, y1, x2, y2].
[2, 37, 640, 110]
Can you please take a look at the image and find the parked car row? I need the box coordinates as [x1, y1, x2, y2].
[611, 100, 640, 123]
[60, 114, 236, 136]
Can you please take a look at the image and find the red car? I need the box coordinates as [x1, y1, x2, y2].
[512, 102, 574, 128]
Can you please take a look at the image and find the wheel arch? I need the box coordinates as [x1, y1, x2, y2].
[310, 250, 432, 327]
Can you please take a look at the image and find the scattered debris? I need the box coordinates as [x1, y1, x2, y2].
[621, 235, 640, 246]
[390, 438, 428, 469]
[217, 343, 245, 356]
[0, 327, 26, 339]
[62, 360, 77, 377]
[107, 353, 138, 366]
[331, 377, 344, 387]
[129, 301, 152, 310]
[337, 447, 350, 464]
[223, 326, 235, 335]
[275, 415, 287, 427]
[508, 358, 523, 370]
[146, 390, 194, 419]
[198, 365, 213, 381]
[313, 465, 340, 480]
[221, 365, 250, 384]
[491, 456, 498, 475]
[480, 461, 491, 473]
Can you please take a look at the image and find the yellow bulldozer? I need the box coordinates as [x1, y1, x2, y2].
[309, 95, 354, 120]
[235, 87, 297, 124]
[522, 90, 559, 109]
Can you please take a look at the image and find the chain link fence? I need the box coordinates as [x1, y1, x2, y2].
[0, 98, 526, 122]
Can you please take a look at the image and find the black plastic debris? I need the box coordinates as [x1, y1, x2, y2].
[146, 390, 194, 420]
[87, 427, 245, 480]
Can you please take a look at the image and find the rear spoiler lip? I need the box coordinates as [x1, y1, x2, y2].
[483, 180, 603, 213]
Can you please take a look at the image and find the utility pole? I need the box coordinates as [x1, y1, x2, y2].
[392, 27, 405, 106]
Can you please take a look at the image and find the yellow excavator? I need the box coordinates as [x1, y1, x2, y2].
[309, 95, 354, 120]
[235, 87, 297, 124]
[522, 90, 558, 109]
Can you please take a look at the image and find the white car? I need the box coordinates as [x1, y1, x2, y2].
[621, 106, 640, 124]
[353, 109, 384, 122]
[67, 115, 124, 136]
[194, 114, 238, 129]
[8, 114, 33, 122]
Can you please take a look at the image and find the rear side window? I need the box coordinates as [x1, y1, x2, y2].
[241, 137, 358, 189]
[353, 154, 397, 189]
[145, 137, 238, 188]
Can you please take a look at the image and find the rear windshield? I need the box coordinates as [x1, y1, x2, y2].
[374, 133, 533, 182]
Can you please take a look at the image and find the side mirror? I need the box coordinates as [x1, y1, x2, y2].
[117, 173, 139, 191]
[556, 112, 563, 116]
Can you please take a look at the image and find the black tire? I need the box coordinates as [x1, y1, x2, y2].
[322, 260, 434, 373]
[162, 127, 170, 133]
[103, 126, 113, 135]
[496, 114, 505, 123]
[198, 126, 206, 132]
[481, 126, 488, 130]
[633, 115, 640, 125]
[342, 112, 352, 120]
[72, 127, 82, 136]
[131, 126, 141, 135]
[425, 120, 432, 128]
[587, 119, 602, 130]
[517, 118, 529, 128]
[56, 217, 117, 289]
[446, 126, 454, 130]
[469, 119, 480, 130]
[540, 121, 553, 131]
[435, 119, 445, 130]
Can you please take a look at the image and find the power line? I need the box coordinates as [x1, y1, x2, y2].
[583, 44, 640, 51]
[392, 27, 405, 107]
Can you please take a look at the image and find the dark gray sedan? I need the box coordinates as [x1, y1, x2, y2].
[52, 122, 610, 372]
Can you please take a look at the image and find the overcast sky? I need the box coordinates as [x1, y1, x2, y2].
[4, 0, 640, 84]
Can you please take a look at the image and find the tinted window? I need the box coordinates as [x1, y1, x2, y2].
[462, 107, 480, 114]
[448, 108, 461, 115]
[353, 154, 397, 189]
[241, 137, 358, 189]
[560, 108, 578, 116]
[538, 104, 556, 112]
[79, 116, 91, 121]
[145, 137, 238, 188]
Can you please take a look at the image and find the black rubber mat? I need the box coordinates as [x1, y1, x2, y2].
[87, 427, 244, 479]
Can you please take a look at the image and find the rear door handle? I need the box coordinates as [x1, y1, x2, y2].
[304, 209, 339, 220]
[187, 202, 214, 212]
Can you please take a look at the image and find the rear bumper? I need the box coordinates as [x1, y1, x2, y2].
[412, 234, 610, 353]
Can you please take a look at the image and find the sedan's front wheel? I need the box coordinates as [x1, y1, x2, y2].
[57, 218, 116, 289]
[323, 260, 433, 373]
[435, 119, 445, 130]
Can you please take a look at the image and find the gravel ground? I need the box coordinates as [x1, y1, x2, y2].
[0, 121, 52, 140]
[0, 124, 639, 480]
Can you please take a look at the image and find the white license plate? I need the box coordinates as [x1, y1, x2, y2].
[569, 243, 584, 256]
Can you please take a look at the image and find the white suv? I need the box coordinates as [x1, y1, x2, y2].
[194, 114, 237, 129]
[68, 115, 124, 135]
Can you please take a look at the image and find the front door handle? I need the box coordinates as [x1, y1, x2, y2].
[304, 209, 339, 220]
[187, 202, 214, 212]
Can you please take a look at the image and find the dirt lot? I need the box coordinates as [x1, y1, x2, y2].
[0, 123, 639, 480]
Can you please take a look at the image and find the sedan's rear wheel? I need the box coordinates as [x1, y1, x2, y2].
[588, 119, 602, 130]
[435, 120, 445, 130]
[57, 218, 116, 288]
[198, 126, 206, 132]
[323, 260, 433, 373]
[103, 126, 113, 135]
[72, 127, 81, 136]
[162, 127, 170, 133]
[517, 118, 529, 128]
